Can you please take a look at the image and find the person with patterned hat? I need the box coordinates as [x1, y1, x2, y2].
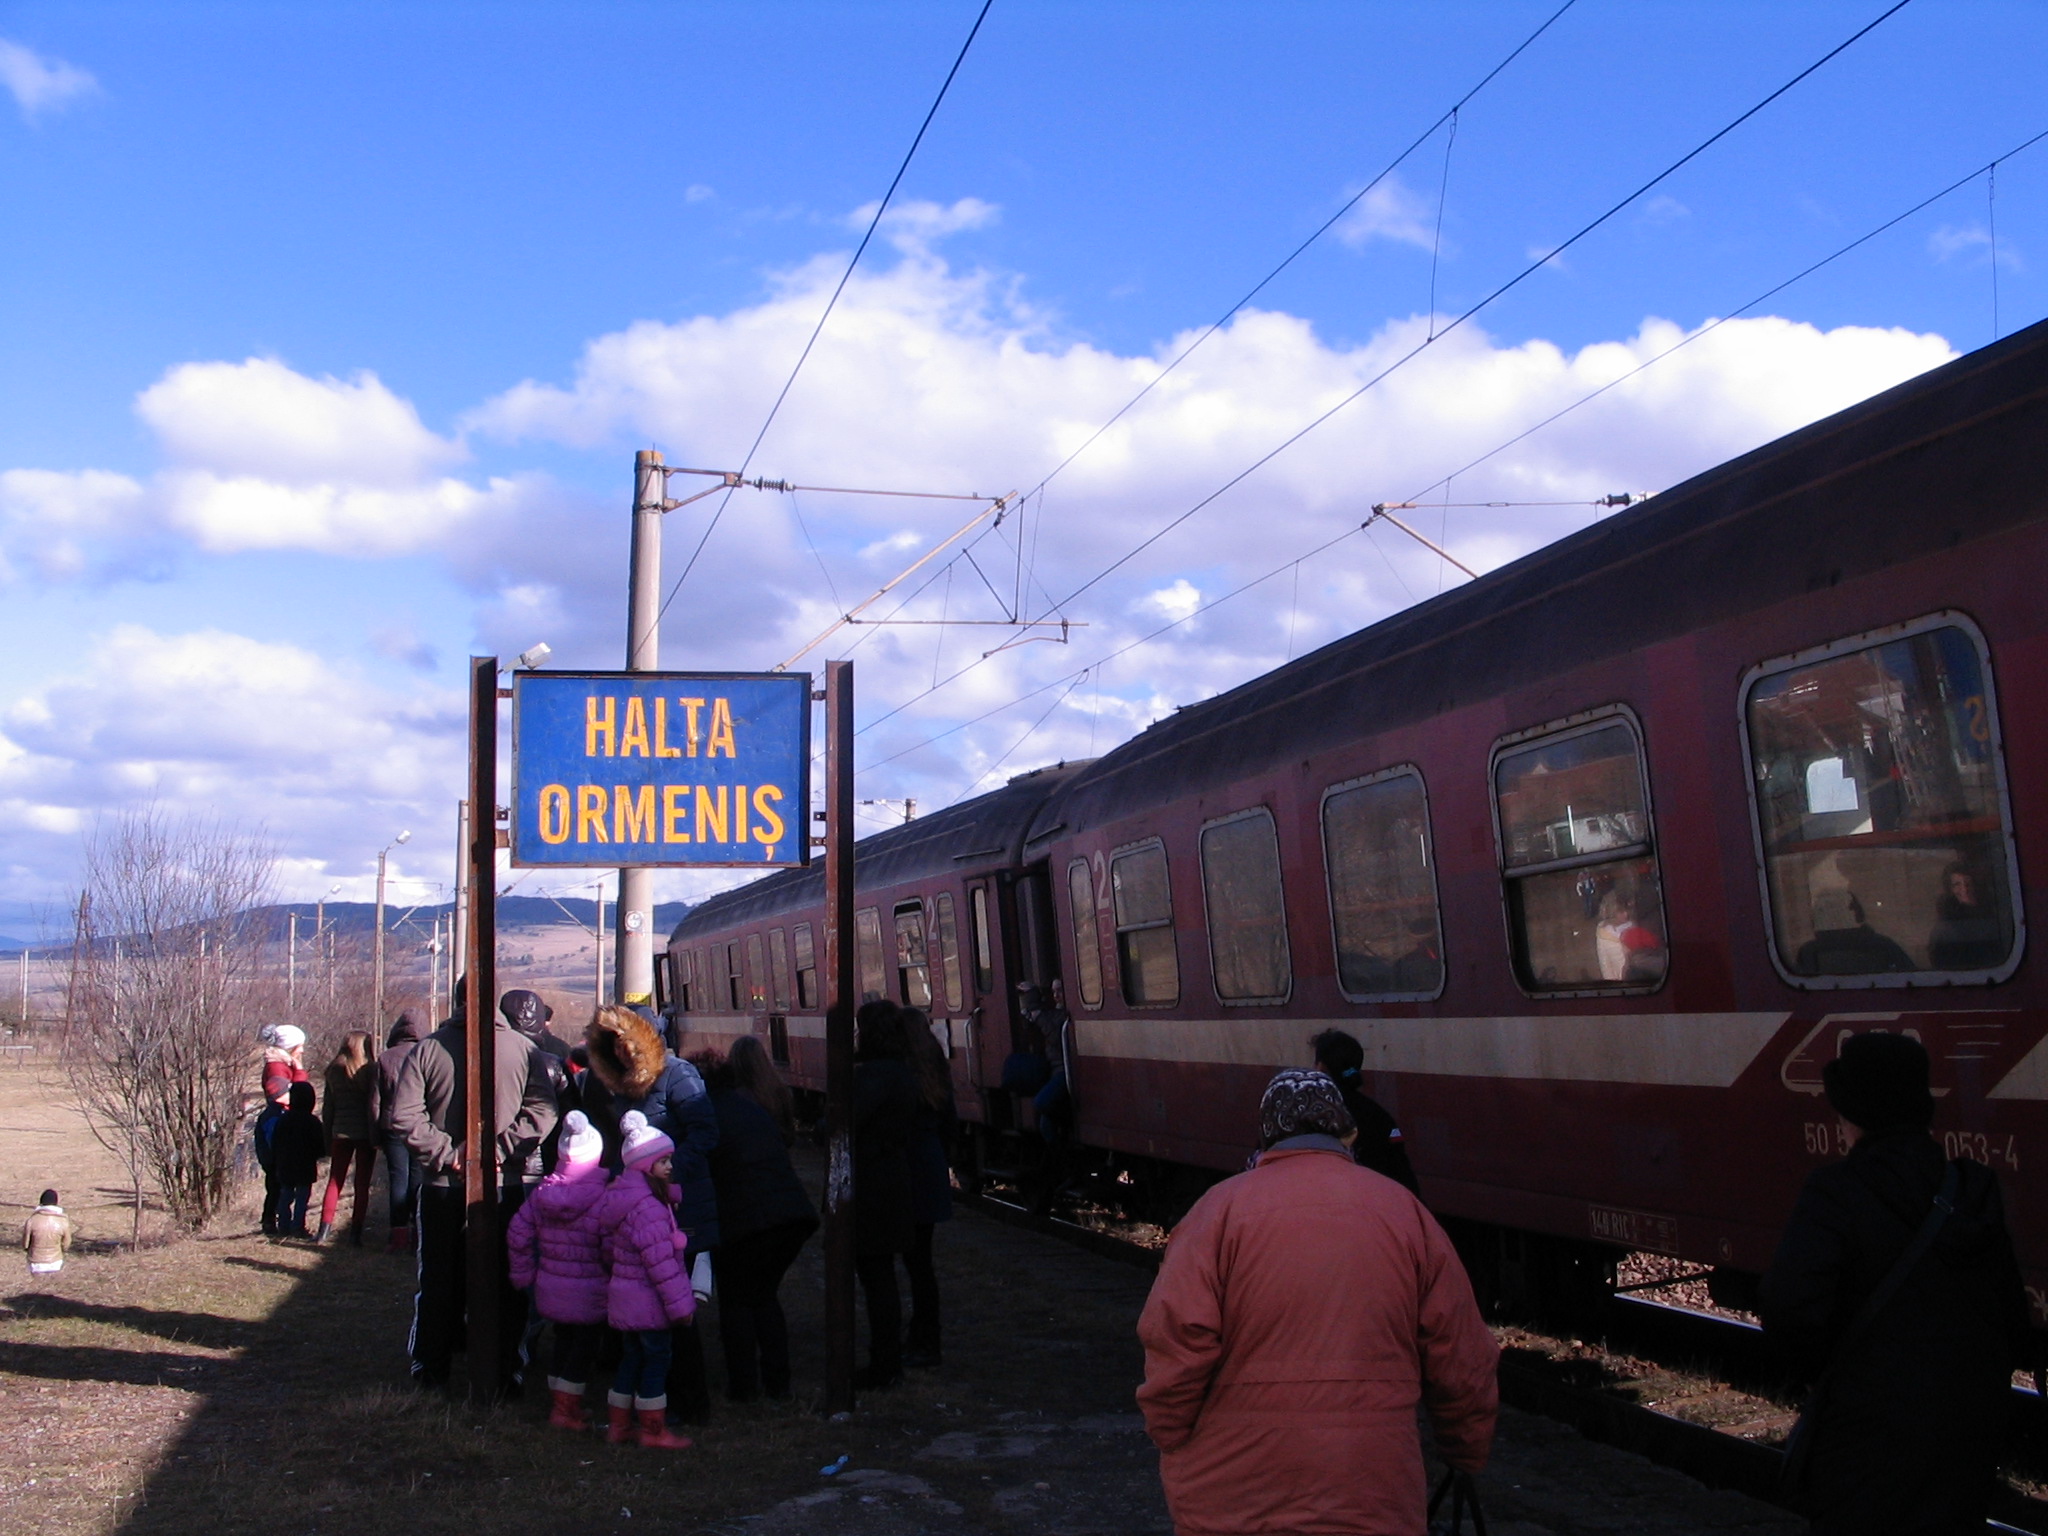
[1137, 1069, 1497, 1535]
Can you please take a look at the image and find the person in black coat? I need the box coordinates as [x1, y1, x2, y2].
[852, 1000, 921, 1389]
[1760, 1031, 2030, 1536]
[270, 1081, 328, 1238]
[900, 1008, 956, 1368]
[701, 1040, 818, 1401]
[1308, 1030, 1420, 1196]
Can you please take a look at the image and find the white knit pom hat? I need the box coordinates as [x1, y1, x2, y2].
[271, 1024, 306, 1051]
[618, 1109, 674, 1169]
[558, 1109, 604, 1166]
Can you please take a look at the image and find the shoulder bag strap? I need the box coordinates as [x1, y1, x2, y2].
[1832, 1158, 1962, 1365]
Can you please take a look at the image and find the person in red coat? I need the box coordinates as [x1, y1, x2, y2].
[1137, 1069, 1498, 1536]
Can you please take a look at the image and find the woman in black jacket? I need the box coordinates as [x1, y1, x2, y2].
[900, 1008, 956, 1368]
[852, 1001, 920, 1389]
[701, 1040, 817, 1401]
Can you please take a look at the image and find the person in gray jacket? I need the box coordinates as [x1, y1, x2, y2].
[388, 991, 559, 1394]
[374, 1011, 428, 1253]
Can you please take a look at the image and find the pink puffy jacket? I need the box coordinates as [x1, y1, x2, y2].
[594, 1166, 697, 1332]
[506, 1160, 611, 1326]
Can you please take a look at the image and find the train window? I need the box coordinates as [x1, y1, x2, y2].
[725, 941, 744, 1010]
[932, 892, 965, 1012]
[1492, 713, 1668, 994]
[1322, 768, 1445, 1000]
[894, 900, 933, 1009]
[970, 886, 994, 994]
[671, 949, 693, 1011]
[1111, 840, 1180, 1006]
[794, 923, 819, 1010]
[1066, 859, 1105, 1009]
[855, 907, 887, 1002]
[768, 927, 790, 1011]
[1742, 616, 2022, 985]
[745, 933, 767, 1010]
[1200, 809, 1292, 1004]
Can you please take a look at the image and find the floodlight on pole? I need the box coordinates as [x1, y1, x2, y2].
[373, 832, 412, 1028]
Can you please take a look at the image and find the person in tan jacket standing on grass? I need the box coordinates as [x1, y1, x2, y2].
[1138, 1070, 1498, 1536]
[24, 1189, 75, 1276]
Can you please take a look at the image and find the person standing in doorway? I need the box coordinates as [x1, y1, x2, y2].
[317, 1032, 379, 1244]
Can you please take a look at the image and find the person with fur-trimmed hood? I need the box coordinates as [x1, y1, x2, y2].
[582, 1004, 719, 1420]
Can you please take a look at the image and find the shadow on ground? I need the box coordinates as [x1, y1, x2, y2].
[82, 1156, 1169, 1536]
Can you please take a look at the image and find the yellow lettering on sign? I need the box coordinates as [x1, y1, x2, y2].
[696, 784, 729, 844]
[615, 784, 654, 843]
[538, 785, 571, 844]
[707, 697, 737, 758]
[734, 783, 749, 844]
[662, 785, 691, 843]
[620, 697, 651, 758]
[654, 699, 682, 758]
[752, 784, 785, 847]
[681, 698, 705, 758]
[577, 785, 610, 843]
[585, 695, 616, 757]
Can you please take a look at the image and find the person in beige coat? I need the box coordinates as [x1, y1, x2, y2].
[24, 1190, 75, 1275]
[1138, 1070, 1499, 1536]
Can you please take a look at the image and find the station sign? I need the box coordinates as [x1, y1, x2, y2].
[511, 671, 811, 868]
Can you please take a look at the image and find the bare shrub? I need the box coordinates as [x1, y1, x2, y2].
[66, 808, 278, 1234]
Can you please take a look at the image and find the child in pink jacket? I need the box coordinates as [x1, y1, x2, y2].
[507, 1110, 611, 1430]
[594, 1110, 697, 1449]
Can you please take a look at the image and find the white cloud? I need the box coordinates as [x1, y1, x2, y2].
[1336, 175, 1441, 254]
[1641, 194, 1690, 225]
[0, 468, 156, 581]
[1141, 578, 1202, 625]
[0, 626, 464, 900]
[853, 196, 1000, 255]
[1929, 223, 2023, 271]
[685, 183, 715, 204]
[0, 38, 97, 121]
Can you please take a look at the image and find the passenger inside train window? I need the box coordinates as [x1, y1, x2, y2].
[1111, 841, 1180, 1006]
[894, 901, 933, 1009]
[1746, 622, 2019, 981]
[855, 908, 888, 1003]
[1199, 810, 1291, 1004]
[1794, 888, 1913, 975]
[1066, 860, 1105, 1009]
[1321, 770, 1444, 999]
[931, 893, 966, 1013]
[793, 923, 819, 1010]
[725, 941, 744, 1010]
[1493, 718, 1668, 992]
[746, 932, 768, 1010]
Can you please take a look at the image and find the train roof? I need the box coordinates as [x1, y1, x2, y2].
[1026, 315, 2048, 846]
[671, 759, 1094, 939]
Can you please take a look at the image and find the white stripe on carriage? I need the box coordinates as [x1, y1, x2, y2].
[1072, 1013, 1791, 1088]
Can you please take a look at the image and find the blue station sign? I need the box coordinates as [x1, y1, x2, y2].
[511, 671, 811, 868]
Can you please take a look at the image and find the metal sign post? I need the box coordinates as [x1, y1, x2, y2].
[462, 655, 501, 1404]
[822, 659, 856, 1413]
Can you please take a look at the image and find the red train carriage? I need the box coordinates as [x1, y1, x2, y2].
[671, 315, 2048, 1318]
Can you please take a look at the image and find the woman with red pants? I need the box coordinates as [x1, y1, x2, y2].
[317, 1032, 378, 1244]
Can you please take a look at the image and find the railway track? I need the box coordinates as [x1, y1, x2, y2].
[959, 1187, 2048, 1535]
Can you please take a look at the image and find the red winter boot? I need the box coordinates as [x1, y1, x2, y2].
[605, 1392, 636, 1444]
[633, 1403, 693, 1451]
[546, 1382, 589, 1431]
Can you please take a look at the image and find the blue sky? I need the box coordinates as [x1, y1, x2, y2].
[0, 1, 2043, 930]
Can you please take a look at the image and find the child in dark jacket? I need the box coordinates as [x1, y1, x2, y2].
[270, 1081, 328, 1238]
[593, 1111, 696, 1449]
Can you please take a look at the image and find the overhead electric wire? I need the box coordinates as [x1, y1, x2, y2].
[656, 0, 996, 620]
[1035, 0, 1916, 620]
[864, 107, 2042, 789]
[854, 0, 1918, 746]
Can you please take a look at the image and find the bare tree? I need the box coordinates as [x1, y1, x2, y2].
[66, 808, 278, 1235]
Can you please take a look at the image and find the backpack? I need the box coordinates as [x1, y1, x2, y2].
[253, 1101, 286, 1173]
